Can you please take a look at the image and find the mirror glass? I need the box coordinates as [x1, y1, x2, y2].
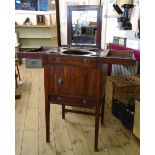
[67, 5, 102, 49]
[72, 10, 97, 46]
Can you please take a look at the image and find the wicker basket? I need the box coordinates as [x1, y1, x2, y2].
[105, 75, 140, 108]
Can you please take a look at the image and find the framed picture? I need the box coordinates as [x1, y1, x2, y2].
[36, 15, 45, 25]
[118, 37, 127, 46]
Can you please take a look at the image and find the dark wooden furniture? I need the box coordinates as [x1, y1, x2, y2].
[16, 5, 137, 151]
[67, 5, 102, 48]
[16, 4, 137, 152]
[17, 46, 136, 151]
[44, 50, 104, 152]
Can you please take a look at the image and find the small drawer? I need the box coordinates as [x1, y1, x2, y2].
[47, 56, 61, 63]
[47, 55, 98, 68]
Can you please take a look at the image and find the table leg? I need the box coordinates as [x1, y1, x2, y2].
[94, 104, 100, 151]
[62, 105, 65, 119]
[45, 101, 50, 143]
[101, 96, 105, 125]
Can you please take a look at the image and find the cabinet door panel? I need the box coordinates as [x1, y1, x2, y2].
[57, 66, 85, 97]
[86, 70, 97, 98]
[49, 65, 58, 95]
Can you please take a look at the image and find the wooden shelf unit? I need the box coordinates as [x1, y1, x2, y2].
[15, 25, 57, 50]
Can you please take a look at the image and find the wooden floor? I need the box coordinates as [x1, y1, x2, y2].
[15, 64, 140, 155]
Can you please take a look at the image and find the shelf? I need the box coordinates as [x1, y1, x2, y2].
[19, 36, 57, 39]
[20, 44, 57, 49]
[20, 46, 42, 49]
[16, 24, 57, 49]
[16, 26, 57, 39]
[15, 25, 56, 28]
[20, 37, 53, 39]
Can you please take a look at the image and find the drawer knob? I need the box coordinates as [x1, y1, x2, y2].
[57, 78, 64, 85]
[83, 58, 89, 64]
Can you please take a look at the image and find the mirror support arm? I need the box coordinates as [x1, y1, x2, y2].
[55, 0, 61, 46]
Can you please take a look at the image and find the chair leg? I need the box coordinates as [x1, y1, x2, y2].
[62, 105, 65, 119]
[45, 101, 50, 143]
[15, 70, 18, 88]
[15, 76, 18, 88]
[16, 63, 21, 80]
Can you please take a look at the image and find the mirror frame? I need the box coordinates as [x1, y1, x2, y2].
[67, 5, 102, 49]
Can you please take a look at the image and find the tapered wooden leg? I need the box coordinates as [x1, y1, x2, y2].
[101, 104, 104, 125]
[44, 66, 50, 143]
[101, 96, 105, 125]
[45, 101, 50, 143]
[94, 106, 100, 152]
[62, 105, 65, 119]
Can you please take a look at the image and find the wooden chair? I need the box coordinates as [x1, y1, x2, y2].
[15, 59, 21, 99]
[15, 32, 21, 99]
[15, 59, 21, 84]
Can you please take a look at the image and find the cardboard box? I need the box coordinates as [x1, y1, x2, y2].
[25, 58, 43, 68]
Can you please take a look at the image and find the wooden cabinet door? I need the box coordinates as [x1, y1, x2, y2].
[48, 64, 58, 95]
[57, 65, 85, 97]
[86, 69, 98, 98]
[49, 65, 98, 99]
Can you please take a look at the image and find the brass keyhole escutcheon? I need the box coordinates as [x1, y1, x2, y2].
[57, 78, 64, 85]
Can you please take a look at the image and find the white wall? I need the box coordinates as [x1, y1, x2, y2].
[130, 4, 140, 33]
[103, 0, 140, 47]
[88, 0, 100, 5]
[101, 0, 118, 48]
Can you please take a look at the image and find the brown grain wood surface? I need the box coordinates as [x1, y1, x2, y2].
[15, 64, 140, 155]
